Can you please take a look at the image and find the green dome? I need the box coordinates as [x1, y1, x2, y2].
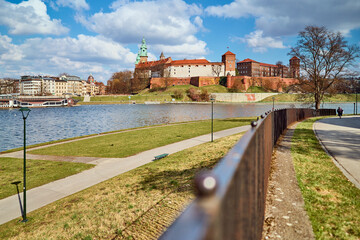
[139, 37, 147, 57]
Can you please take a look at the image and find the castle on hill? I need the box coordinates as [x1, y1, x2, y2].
[134, 38, 299, 91]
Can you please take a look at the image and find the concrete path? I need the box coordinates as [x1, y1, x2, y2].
[314, 116, 360, 189]
[0, 125, 250, 225]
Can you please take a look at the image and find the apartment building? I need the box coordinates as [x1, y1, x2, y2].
[19, 74, 101, 96]
[0, 78, 19, 94]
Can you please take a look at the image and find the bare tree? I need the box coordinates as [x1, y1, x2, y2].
[212, 65, 222, 77]
[107, 70, 133, 94]
[289, 26, 359, 109]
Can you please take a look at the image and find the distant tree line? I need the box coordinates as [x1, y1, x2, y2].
[106, 71, 149, 94]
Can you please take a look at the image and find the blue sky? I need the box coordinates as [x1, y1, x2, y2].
[0, 0, 359, 82]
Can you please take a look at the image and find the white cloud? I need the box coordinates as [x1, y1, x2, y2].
[0, 34, 137, 82]
[82, 0, 207, 59]
[152, 40, 208, 59]
[0, 0, 68, 35]
[205, 0, 360, 37]
[0, 34, 24, 61]
[55, 0, 89, 11]
[239, 30, 287, 53]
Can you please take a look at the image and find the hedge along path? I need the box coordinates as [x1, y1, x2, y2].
[0, 133, 245, 240]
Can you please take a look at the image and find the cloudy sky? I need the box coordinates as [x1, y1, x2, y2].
[0, 0, 359, 82]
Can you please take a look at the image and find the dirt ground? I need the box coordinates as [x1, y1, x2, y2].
[262, 123, 315, 240]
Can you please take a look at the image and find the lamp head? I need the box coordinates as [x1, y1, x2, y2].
[19, 107, 31, 119]
[11, 181, 21, 185]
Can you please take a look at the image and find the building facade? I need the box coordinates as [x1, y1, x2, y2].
[237, 57, 299, 78]
[0, 78, 19, 94]
[19, 74, 101, 96]
[134, 38, 236, 79]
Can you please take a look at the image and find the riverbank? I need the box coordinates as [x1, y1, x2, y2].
[0, 117, 254, 199]
[1, 116, 359, 239]
[0, 127, 248, 238]
[75, 92, 360, 105]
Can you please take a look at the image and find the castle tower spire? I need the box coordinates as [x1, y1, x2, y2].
[135, 37, 148, 65]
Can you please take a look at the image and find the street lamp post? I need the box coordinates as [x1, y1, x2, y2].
[19, 107, 30, 222]
[356, 90, 358, 115]
[211, 98, 215, 142]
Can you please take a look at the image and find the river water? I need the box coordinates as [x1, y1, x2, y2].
[0, 102, 356, 152]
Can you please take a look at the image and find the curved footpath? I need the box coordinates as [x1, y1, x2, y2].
[0, 125, 250, 225]
[314, 115, 360, 189]
[263, 115, 360, 239]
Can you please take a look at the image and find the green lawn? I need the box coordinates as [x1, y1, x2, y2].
[292, 118, 360, 239]
[0, 158, 94, 200]
[246, 86, 269, 93]
[262, 93, 359, 103]
[0, 133, 245, 239]
[76, 85, 230, 104]
[29, 118, 254, 158]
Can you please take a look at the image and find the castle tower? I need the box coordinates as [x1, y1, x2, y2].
[135, 37, 148, 64]
[88, 74, 95, 84]
[222, 50, 236, 76]
[139, 37, 148, 63]
[159, 52, 165, 60]
[289, 56, 300, 78]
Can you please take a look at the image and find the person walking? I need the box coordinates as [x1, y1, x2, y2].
[337, 107, 343, 118]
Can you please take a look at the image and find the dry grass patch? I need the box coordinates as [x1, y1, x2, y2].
[0, 133, 244, 239]
[0, 158, 94, 199]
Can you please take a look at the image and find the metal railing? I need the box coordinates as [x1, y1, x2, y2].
[160, 108, 336, 240]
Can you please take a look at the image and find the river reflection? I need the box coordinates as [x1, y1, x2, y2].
[0, 102, 353, 152]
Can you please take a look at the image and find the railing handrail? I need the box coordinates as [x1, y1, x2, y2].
[160, 108, 336, 240]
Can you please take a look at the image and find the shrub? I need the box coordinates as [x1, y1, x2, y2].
[172, 89, 183, 99]
[186, 88, 210, 101]
[186, 88, 200, 101]
[200, 89, 210, 101]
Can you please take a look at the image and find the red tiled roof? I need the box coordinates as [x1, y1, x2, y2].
[238, 58, 259, 63]
[169, 59, 210, 65]
[290, 56, 299, 60]
[136, 58, 172, 68]
[222, 50, 235, 56]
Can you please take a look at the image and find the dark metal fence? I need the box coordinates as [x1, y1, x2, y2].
[160, 108, 335, 240]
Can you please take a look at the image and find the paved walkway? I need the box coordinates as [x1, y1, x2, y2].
[314, 116, 360, 189]
[0, 125, 250, 225]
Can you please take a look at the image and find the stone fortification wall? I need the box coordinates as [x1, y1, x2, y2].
[212, 92, 278, 102]
[190, 76, 220, 87]
[150, 77, 191, 89]
[150, 76, 219, 88]
[227, 75, 298, 92]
